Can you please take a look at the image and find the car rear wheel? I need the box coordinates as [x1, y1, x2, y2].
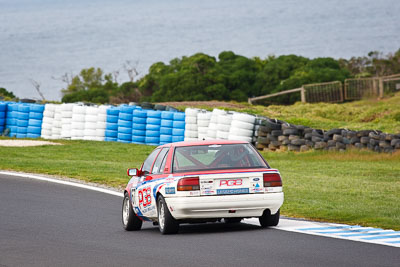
[259, 209, 280, 228]
[122, 192, 143, 231]
[157, 195, 179, 234]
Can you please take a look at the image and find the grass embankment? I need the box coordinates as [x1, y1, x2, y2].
[166, 92, 400, 133]
[1, 139, 399, 230]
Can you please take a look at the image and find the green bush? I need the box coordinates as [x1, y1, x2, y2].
[58, 49, 400, 105]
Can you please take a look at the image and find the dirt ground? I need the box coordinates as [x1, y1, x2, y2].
[157, 101, 248, 109]
[0, 140, 61, 147]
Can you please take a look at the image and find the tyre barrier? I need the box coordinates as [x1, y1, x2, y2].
[216, 112, 232, 140]
[95, 106, 107, 141]
[0, 103, 7, 134]
[15, 103, 31, 138]
[172, 111, 185, 142]
[3, 103, 18, 137]
[117, 105, 135, 143]
[49, 105, 63, 139]
[227, 112, 255, 143]
[84, 106, 101, 141]
[184, 108, 198, 141]
[255, 119, 400, 153]
[71, 105, 86, 140]
[105, 107, 120, 142]
[145, 110, 161, 145]
[2, 102, 398, 153]
[207, 108, 225, 139]
[132, 109, 147, 144]
[27, 104, 44, 138]
[197, 110, 211, 140]
[41, 104, 56, 139]
[60, 103, 74, 139]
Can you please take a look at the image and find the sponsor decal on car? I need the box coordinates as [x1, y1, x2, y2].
[138, 187, 152, 207]
[165, 187, 176, 194]
[264, 187, 281, 193]
[217, 188, 249, 195]
[219, 179, 243, 186]
[202, 189, 216, 195]
[165, 177, 175, 184]
[141, 205, 155, 214]
[201, 184, 213, 189]
[254, 183, 263, 192]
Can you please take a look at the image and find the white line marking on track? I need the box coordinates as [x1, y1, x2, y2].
[243, 218, 400, 248]
[0, 171, 123, 197]
[1, 170, 399, 248]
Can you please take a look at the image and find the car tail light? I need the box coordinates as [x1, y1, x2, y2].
[177, 177, 200, 191]
[263, 173, 282, 187]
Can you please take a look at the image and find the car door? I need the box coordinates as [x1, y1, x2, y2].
[134, 147, 170, 219]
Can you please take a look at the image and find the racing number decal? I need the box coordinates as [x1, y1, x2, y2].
[138, 187, 152, 207]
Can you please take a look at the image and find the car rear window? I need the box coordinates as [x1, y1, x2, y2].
[172, 144, 268, 172]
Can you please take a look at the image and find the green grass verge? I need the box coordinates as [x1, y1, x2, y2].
[1, 138, 399, 230]
[0, 138, 155, 188]
[262, 149, 400, 230]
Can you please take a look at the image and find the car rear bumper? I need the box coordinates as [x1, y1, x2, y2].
[165, 192, 284, 220]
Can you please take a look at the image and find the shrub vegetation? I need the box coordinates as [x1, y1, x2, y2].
[61, 49, 400, 104]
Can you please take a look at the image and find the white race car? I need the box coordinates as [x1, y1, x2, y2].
[122, 140, 284, 234]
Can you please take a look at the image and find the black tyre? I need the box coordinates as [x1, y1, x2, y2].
[257, 136, 269, 145]
[262, 118, 282, 131]
[224, 218, 242, 224]
[166, 106, 179, 112]
[283, 128, 299, 136]
[259, 209, 280, 228]
[154, 104, 167, 111]
[157, 195, 179, 234]
[326, 128, 343, 137]
[291, 139, 306, 146]
[140, 102, 154, 110]
[271, 130, 283, 137]
[122, 192, 143, 231]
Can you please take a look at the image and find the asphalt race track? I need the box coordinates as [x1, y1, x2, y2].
[1, 173, 399, 267]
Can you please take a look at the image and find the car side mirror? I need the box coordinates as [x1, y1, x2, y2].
[127, 168, 139, 177]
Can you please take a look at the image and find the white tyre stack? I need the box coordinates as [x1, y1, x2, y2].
[197, 110, 212, 140]
[197, 111, 211, 140]
[228, 113, 256, 143]
[207, 108, 226, 140]
[41, 104, 56, 139]
[71, 105, 86, 140]
[184, 108, 199, 141]
[50, 105, 62, 139]
[60, 103, 74, 139]
[216, 112, 233, 140]
[95, 105, 108, 141]
[84, 106, 99, 141]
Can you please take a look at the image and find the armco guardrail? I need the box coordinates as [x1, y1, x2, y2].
[0, 101, 399, 153]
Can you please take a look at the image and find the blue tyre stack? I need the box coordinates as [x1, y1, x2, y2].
[0, 103, 6, 134]
[160, 111, 174, 145]
[5, 103, 19, 137]
[145, 110, 161, 145]
[172, 112, 185, 142]
[132, 109, 147, 144]
[105, 107, 119, 142]
[117, 106, 134, 143]
[27, 104, 45, 138]
[16, 104, 30, 138]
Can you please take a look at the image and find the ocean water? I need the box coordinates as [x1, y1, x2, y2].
[0, 0, 399, 100]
